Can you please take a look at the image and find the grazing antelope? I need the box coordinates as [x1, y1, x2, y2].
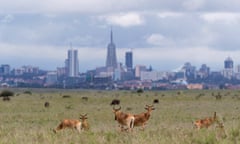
[193, 112, 218, 129]
[53, 114, 89, 133]
[133, 105, 155, 130]
[112, 106, 134, 132]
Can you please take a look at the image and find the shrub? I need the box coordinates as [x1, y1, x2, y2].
[0, 90, 14, 97]
[23, 90, 32, 95]
[137, 88, 144, 93]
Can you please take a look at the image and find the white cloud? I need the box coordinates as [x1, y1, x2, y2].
[146, 34, 173, 46]
[182, 0, 206, 11]
[0, 0, 147, 14]
[157, 12, 183, 18]
[99, 12, 144, 27]
[201, 12, 240, 24]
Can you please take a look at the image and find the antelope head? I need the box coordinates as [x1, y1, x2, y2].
[80, 114, 88, 121]
[145, 105, 155, 112]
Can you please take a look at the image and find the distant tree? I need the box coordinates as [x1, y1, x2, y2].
[0, 90, 14, 97]
[137, 88, 144, 93]
[23, 90, 32, 95]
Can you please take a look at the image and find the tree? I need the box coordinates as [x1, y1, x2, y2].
[0, 90, 14, 97]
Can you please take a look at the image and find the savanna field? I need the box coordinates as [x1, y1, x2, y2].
[1, 88, 240, 144]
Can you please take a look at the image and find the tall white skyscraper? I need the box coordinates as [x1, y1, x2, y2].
[106, 29, 117, 68]
[65, 49, 79, 77]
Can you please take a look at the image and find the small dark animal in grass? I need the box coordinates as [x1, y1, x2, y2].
[133, 105, 155, 130]
[82, 97, 88, 101]
[53, 114, 89, 133]
[153, 99, 159, 104]
[62, 95, 71, 98]
[112, 106, 134, 132]
[44, 102, 50, 108]
[110, 99, 120, 105]
[2, 96, 10, 101]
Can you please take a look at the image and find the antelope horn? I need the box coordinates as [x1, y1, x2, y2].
[146, 104, 153, 107]
[113, 106, 121, 110]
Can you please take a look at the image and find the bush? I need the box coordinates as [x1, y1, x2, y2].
[137, 89, 144, 93]
[23, 91, 32, 95]
[0, 90, 14, 97]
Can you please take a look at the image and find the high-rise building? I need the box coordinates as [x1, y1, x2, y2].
[125, 51, 133, 71]
[106, 29, 117, 68]
[224, 56, 233, 69]
[135, 65, 147, 78]
[223, 56, 234, 79]
[65, 49, 79, 77]
[0, 64, 10, 75]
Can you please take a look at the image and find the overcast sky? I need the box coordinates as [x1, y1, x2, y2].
[1, 0, 240, 72]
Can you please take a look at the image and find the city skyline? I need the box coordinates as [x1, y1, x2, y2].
[1, 1, 240, 72]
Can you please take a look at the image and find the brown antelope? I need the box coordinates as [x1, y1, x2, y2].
[112, 106, 134, 132]
[193, 112, 218, 129]
[53, 114, 89, 133]
[53, 119, 81, 133]
[80, 114, 90, 130]
[133, 105, 155, 130]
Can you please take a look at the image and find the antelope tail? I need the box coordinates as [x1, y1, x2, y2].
[213, 112, 217, 120]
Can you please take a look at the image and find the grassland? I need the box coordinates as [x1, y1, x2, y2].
[0, 88, 240, 144]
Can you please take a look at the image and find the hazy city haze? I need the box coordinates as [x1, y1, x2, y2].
[0, 0, 240, 72]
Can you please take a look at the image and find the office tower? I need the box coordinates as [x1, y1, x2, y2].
[223, 56, 234, 79]
[125, 51, 133, 70]
[135, 65, 147, 78]
[0, 64, 10, 75]
[106, 29, 117, 68]
[66, 49, 79, 77]
[224, 56, 233, 69]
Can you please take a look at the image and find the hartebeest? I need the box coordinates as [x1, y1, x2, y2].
[53, 114, 89, 133]
[112, 106, 134, 132]
[193, 112, 218, 129]
[80, 114, 90, 130]
[133, 105, 155, 130]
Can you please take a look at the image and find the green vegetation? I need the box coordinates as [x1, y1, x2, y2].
[0, 89, 240, 143]
[0, 89, 14, 97]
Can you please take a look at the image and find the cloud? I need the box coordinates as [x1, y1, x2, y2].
[146, 33, 173, 47]
[182, 0, 206, 11]
[200, 12, 240, 24]
[99, 12, 144, 27]
[0, 0, 147, 14]
[157, 12, 184, 18]
[1, 14, 14, 23]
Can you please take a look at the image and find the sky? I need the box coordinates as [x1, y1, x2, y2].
[1, 0, 240, 72]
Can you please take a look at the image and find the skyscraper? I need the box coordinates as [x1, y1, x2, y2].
[223, 56, 234, 79]
[125, 51, 133, 70]
[224, 56, 233, 69]
[106, 29, 117, 68]
[65, 49, 79, 77]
